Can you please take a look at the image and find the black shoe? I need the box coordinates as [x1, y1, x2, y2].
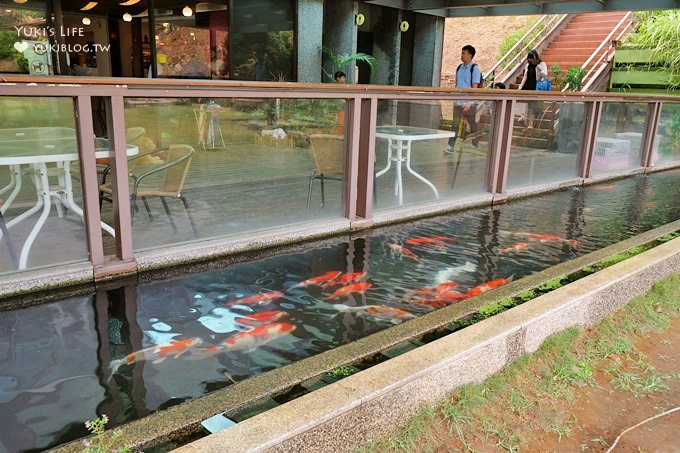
[443, 146, 456, 155]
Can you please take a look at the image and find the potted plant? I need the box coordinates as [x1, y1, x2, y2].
[563, 66, 587, 92]
[321, 46, 376, 83]
[550, 64, 564, 91]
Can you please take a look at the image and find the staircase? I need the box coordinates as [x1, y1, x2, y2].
[540, 11, 632, 89]
[497, 11, 634, 149]
[508, 11, 632, 89]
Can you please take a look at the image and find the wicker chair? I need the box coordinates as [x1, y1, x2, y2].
[0, 203, 18, 268]
[99, 144, 197, 234]
[306, 134, 345, 212]
[97, 127, 148, 183]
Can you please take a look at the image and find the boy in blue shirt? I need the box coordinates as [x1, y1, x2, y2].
[445, 44, 482, 153]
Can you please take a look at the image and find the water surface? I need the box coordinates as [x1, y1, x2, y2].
[0, 169, 678, 452]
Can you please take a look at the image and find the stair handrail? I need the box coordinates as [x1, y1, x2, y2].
[563, 11, 635, 92]
[487, 14, 566, 85]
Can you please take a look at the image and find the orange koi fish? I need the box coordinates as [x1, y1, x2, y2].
[321, 272, 367, 289]
[218, 322, 296, 352]
[465, 276, 513, 297]
[438, 290, 470, 302]
[292, 271, 342, 289]
[235, 311, 289, 326]
[327, 282, 372, 300]
[225, 291, 285, 307]
[334, 304, 416, 323]
[593, 184, 615, 190]
[338, 272, 367, 285]
[405, 236, 457, 247]
[408, 297, 449, 309]
[436, 281, 459, 294]
[527, 233, 561, 242]
[110, 337, 204, 373]
[410, 281, 460, 299]
[500, 242, 528, 253]
[387, 242, 422, 263]
[502, 230, 582, 247]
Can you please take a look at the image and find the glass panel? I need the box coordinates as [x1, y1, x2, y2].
[507, 101, 584, 189]
[0, 3, 51, 75]
[112, 97, 346, 251]
[152, 11, 223, 79]
[230, 0, 294, 81]
[374, 99, 490, 210]
[0, 97, 90, 274]
[591, 102, 646, 177]
[655, 102, 680, 165]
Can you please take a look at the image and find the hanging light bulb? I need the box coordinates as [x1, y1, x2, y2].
[82, 17, 91, 25]
[182, 5, 192, 16]
[122, 12, 132, 22]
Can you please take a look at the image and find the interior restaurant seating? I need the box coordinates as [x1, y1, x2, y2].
[0, 202, 18, 268]
[99, 144, 198, 234]
[306, 134, 345, 212]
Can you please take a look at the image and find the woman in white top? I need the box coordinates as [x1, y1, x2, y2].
[519, 49, 549, 128]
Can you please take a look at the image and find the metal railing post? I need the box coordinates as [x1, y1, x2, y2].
[74, 95, 105, 267]
[579, 100, 602, 179]
[353, 96, 378, 223]
[641, 101, 662, 169]
[488, 98, 514, 196]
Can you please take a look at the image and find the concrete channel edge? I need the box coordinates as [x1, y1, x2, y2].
[174, 235, 680, 453]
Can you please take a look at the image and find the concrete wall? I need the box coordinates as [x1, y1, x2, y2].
[297, 0, 324, 83]
[323, 1, 357, 83]
[371, 6, 401, 85]
[412, 13, 445, 88]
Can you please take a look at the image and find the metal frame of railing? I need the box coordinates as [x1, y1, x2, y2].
[578, 11, 635, 92]
[0, 77, 678, 295]
[487, 14, 567, 86]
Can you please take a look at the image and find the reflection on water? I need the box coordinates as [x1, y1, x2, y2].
[1, 170, 679, 452]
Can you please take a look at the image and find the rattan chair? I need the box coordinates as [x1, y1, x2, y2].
[0, 203, 18, 268]
[97, 127, 148, 184]
[99, 144, 197, 235]
[306, 134, 345, 212]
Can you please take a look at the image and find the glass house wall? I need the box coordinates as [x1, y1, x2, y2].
[0, 0, 295, 81]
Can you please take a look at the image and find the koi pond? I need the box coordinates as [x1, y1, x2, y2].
[1, 169, 679, 452]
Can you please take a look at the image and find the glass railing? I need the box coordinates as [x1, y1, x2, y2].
[655, 102, 680, 165]
[507, 101, 585, 189]
[0, 97, 91, 274]
[0, 83, 678, 282]
[591, 102, 648, 176]
[109, 97, 347, 251]
[374, 99, 490, 210]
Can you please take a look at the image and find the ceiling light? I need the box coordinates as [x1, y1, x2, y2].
[119, 0, 139, 5]
[82, 17, 91, 25]
[13, 0, 29, 4]
[182, 5, 192, 16]
[123, 12, 132, 21]
[80, 2, 97, 11]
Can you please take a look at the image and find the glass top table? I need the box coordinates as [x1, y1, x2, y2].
[0, 127, 138, 269]
[375, 125, 456, 206]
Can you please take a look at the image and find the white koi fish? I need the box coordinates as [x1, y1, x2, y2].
[434, 261, 476, 285]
